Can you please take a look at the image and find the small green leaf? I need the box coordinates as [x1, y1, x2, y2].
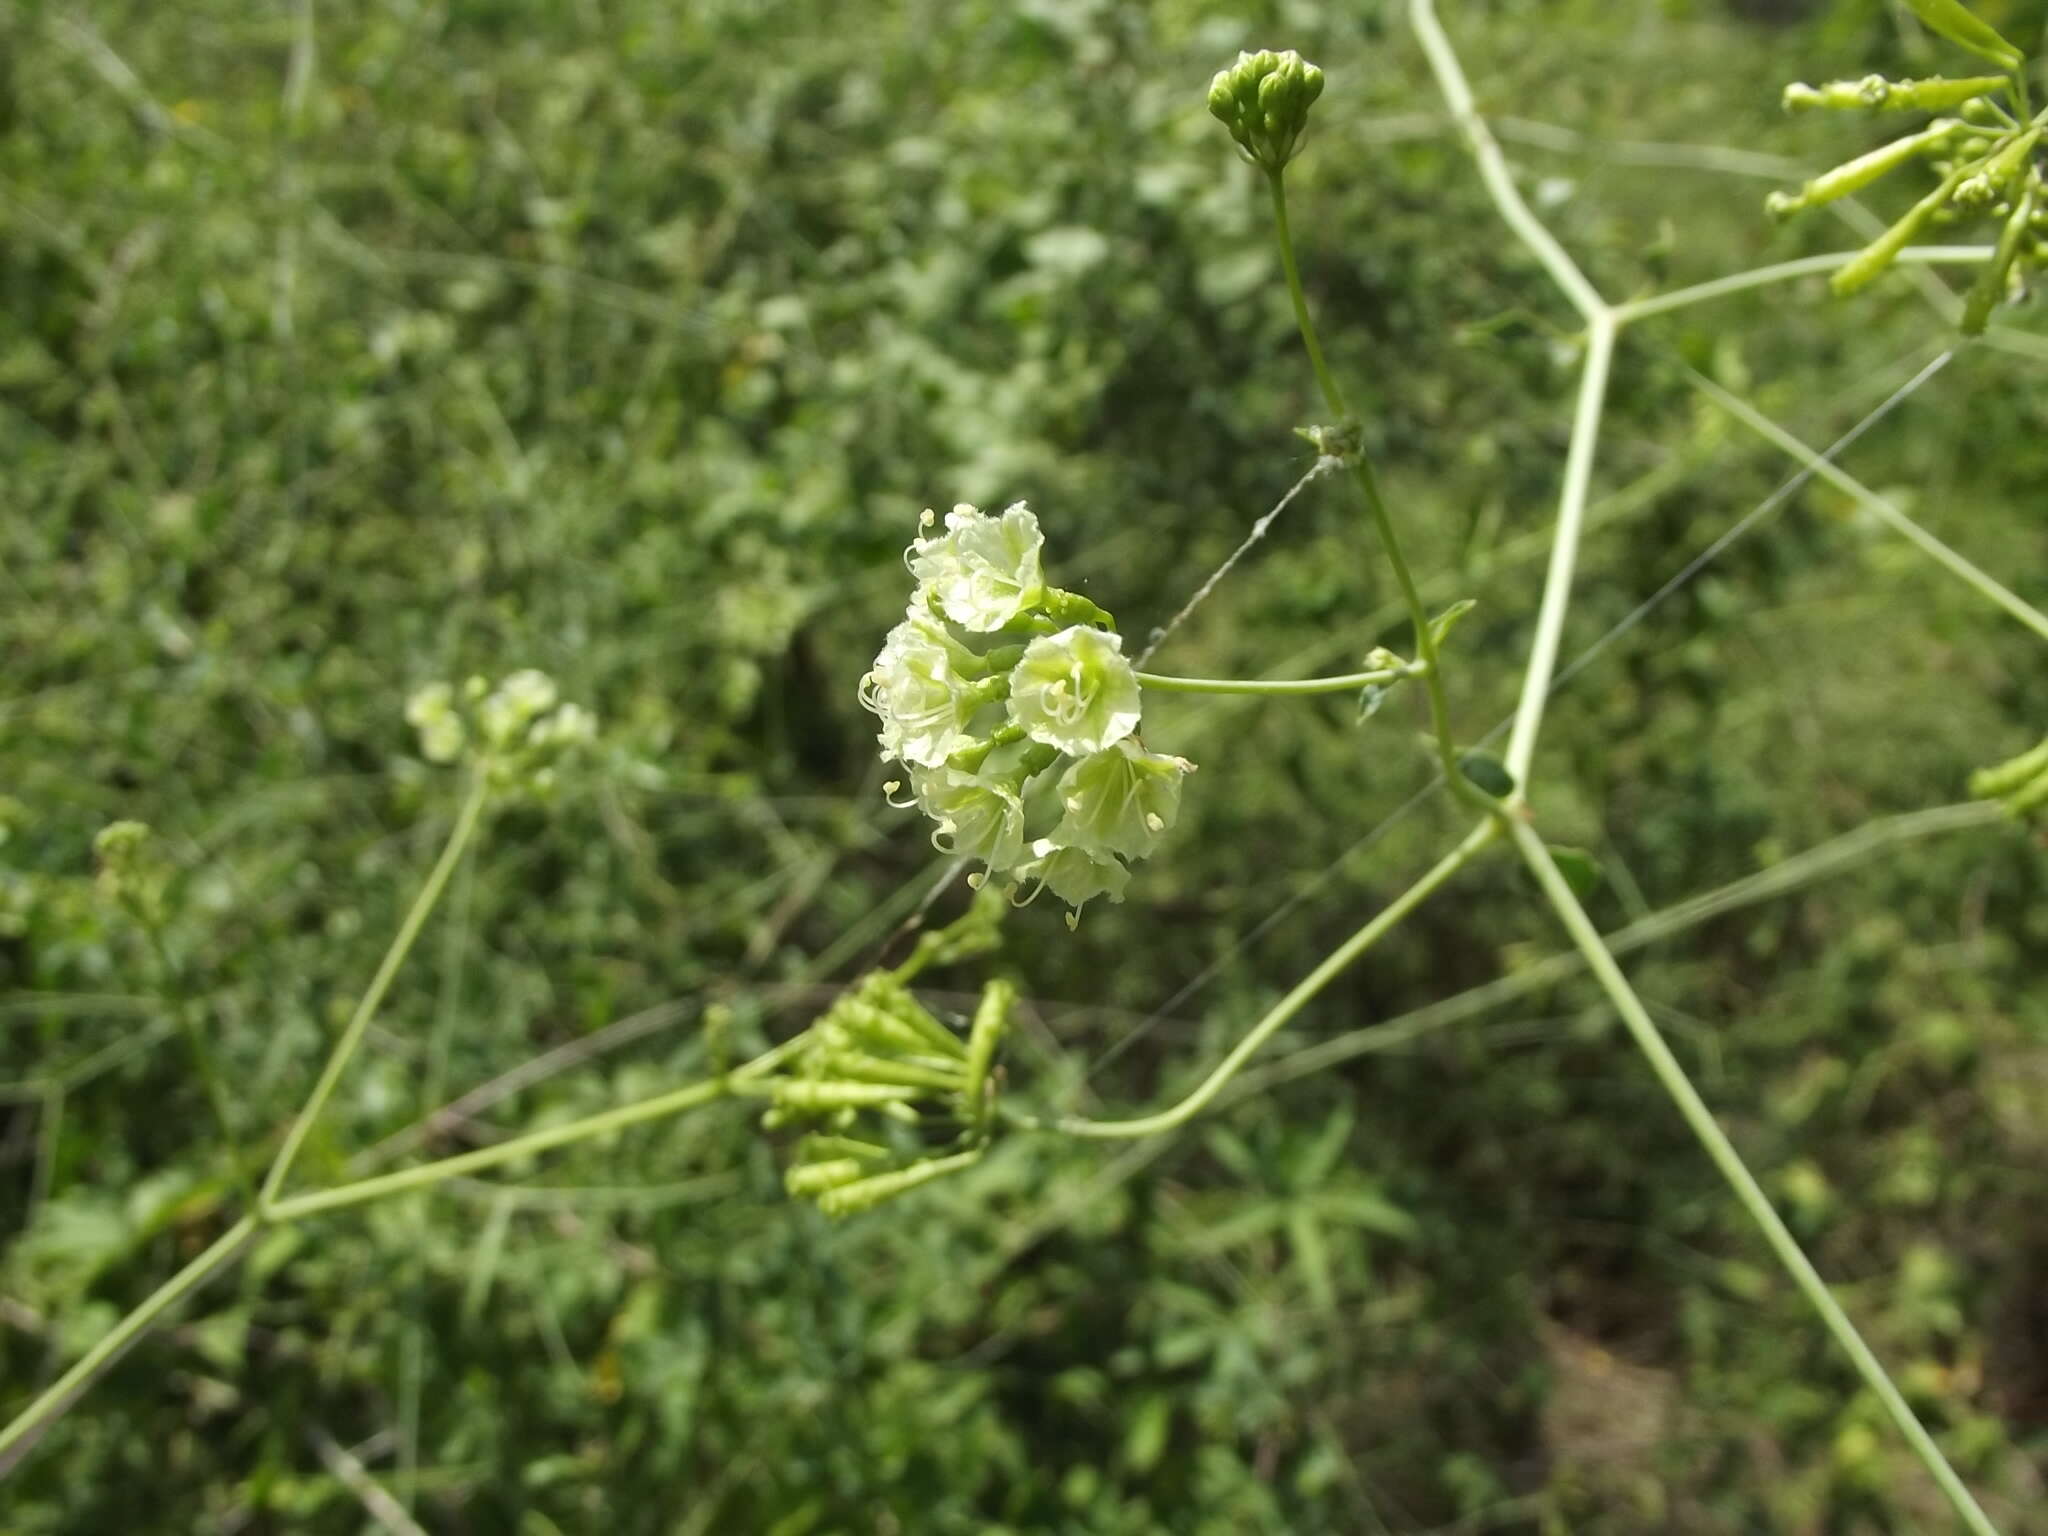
[1123, 1392, 1172, 1473]
[1456, 749, 1516, 799]
[1355, 682, 1389, 722]
[1902, 0, 2024, 70]
[1546, 844, 1604, 899]
[1428, 597, 1477, 648]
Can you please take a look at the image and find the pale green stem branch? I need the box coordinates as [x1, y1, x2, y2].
[1684, 365, 2048, 646]
[1506, 818, 2000, 1536]
[1613, 246, 1995, 325]
[1504, 312, 1615, 786]
[266, 1035, 804, 1221]
[259, 772, 492, 1210]
[0, 1215, 259, 1474]
[1266, 166, 1478, 807]
[1137, 667, 1408, 696]
[1232, 801, 2001, 1099]
[1046, 818, 1497, 1140]
[1410, 0, 1610, 322]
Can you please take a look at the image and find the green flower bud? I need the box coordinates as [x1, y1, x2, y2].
[798, 1134, 892, 1163]
[1961, 176, 2038, 334]
[1050, 740, 1193, 862]
[814, 1148, 984, 1218]
[831, 996, 966, 1062]
[1969, 735, 2048, 800]
[1784, 74, 2008, 113]
[816, 1048, 963, 1093]
[1832, 162, 1973, 295]
[1767, 119, 1962, 220]
[1955, 126, 2040, 209]
[1007, 625, 1142, 756]
[855, 974, 971, 1057]
[1207, 48, 1326, 172]
[2004, 766, 2048, 817]
[768, 1080, 923, 1110]
[908, 502, 1047, 633]
[785, 1159, 867, 1196]
[961, 978, 1012, 1135]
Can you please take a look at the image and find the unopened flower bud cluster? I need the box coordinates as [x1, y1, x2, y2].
[860, 503, 1192, 917]
[1971, 733, 2048, 826]
[1769, 38, 2042, 330]
[1206, 48, 1325, 173]
[405, 669, 598, 798]
[768, 972, 1010, 1218]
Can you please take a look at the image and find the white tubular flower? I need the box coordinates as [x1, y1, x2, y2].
[1051, 741, 1192, 862]
[860, 610, 992, 767]
[1007, 625, 1141, 756]
[909, 502, 1046, 632]
[478, 669, 560, 751]
[1017, 839, 1130, 911]
[405, 682, 467, 764]
[529, 701, 599, 753]
[910, 763, 1028, 871]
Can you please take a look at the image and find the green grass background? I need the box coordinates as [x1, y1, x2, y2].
[3, 0, 2047, 1529]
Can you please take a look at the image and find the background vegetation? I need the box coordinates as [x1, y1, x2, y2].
[3, 0, 2046, 1529]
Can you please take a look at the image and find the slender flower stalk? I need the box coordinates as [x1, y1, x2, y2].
[1137, 667, 1410, 695]
[259, 772, 493, 1210]
[1264, 163, 1489, 808]
[1040, 817, 1497, 1139]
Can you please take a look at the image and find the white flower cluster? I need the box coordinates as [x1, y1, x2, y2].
[405, 669, 598, 798]
[861, 503, 1192, 917]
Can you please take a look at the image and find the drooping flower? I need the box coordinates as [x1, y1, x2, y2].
[909, 762, 1028, 871]
[909, 502, 1046, 632]
[1051, 741, 1193, 862]
[405, 682, 468, 764]
[860, 610, 992, 767]
[1015, 839, 1130, 911]
[477, 669, 560, 751]
[1007, 625, 1141, 756]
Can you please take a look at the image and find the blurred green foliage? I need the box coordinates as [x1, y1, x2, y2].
[3, 0, 2048, 1529]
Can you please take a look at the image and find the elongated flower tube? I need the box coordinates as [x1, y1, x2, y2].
[909, 502, 1046, 633]
[1050, 741, 1193, 862]
[910, 761, 1029, 870]
[1015, 839, 1131, 914]
[860, 610, 996, 768]
[1007, 625, 1141, 756]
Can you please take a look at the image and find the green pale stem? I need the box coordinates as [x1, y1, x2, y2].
[1137, 667, 1410, 696]
[1232, 801, 2001, 1101]
[1506, 818, 2000, 1536]
[1612, 245, 1995, 325]
[259, 772, 492, 1210]
[1410, 0, 1608, 322]
[0, 1215, 260, 1473]
[1503, 312, 1615, 788]
[0, 1034, 802, 1471]
[268, 1034, 806, 1221]
[1042, 817, 1497, 1139]
[1684, 364, 2048, 647]
[1265, 164, 1481, 808]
